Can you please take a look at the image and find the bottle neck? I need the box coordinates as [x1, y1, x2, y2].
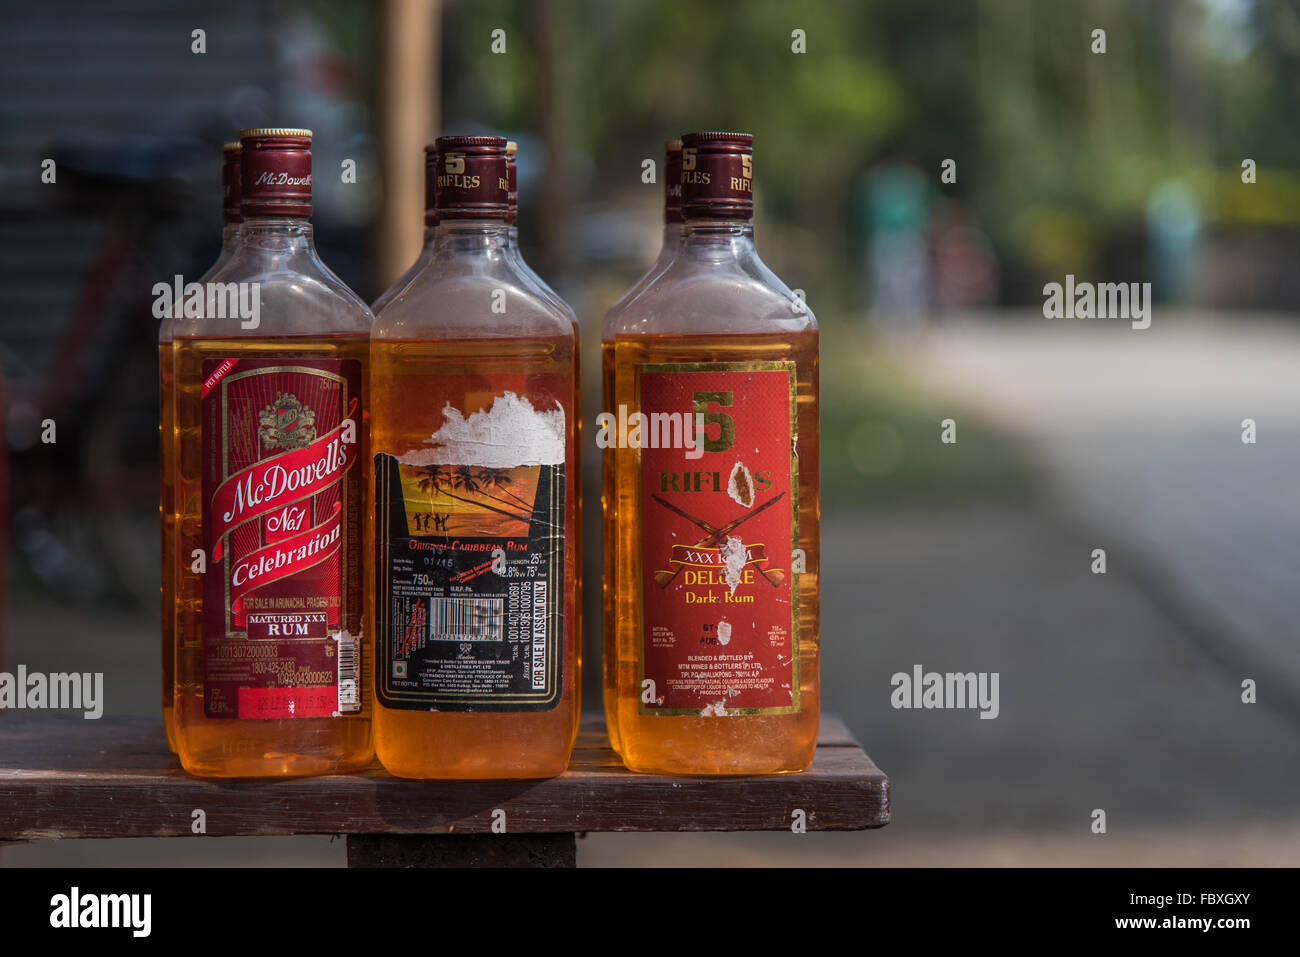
[236, 217, 316, 252]
[431, 217, 512, 254]
[680, 218, 756, 262]
[220, 222, 241, 249]
[219, 217, 322, 280]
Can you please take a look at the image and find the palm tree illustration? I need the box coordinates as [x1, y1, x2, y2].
[414, 469, 450, 533]
[480, 466, 536, 512]
[416, 465, 533, 524]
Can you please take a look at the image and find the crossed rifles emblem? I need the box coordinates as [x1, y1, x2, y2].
[651, 491, 786, 589]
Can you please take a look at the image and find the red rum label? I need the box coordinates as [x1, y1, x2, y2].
[200, 358, 362, 719]
[637, 361, 799, 715]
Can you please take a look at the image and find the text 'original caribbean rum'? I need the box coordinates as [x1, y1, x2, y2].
[160, 140, 242, 753]
[606, 132, 820, 775]
[172, 128, 373, 777]
[369, 136, 579, 779]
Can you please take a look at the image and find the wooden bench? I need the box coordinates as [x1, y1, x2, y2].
[0, 713, 889, 866]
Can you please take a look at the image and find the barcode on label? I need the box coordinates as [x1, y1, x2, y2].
[429, 597, 504, 642]
[335, 632, 360, 714]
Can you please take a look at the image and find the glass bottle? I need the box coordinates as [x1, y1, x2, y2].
[173, 128, 373, 777]
[608, 132, 819, 774]
[601, 138, 683, 755]
[160, 140, 242, 753]
[370, 135, 579, 779]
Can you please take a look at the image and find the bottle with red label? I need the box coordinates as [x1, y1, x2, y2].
[601, 138, 683, 755]
[160, 140, 242, 754]
[172, 128, 373, 777]
[605, 131, 819, 774]
[369, 135, 579, 779]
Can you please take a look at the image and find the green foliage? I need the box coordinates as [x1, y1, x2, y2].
[427, 0, 1300, 302]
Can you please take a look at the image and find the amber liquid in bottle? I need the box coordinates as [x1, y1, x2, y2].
[159, 342, 177, 750]
[609, 331, 819, 774]
[600, 225, 682, 757]
[600, 141, 683, 756]
[600, 349, 618, 751]
[163, 162, 241, 752]
[369, 336, 578, 778]
[172, 332, 371, 774]
[173, 334, 372, 777]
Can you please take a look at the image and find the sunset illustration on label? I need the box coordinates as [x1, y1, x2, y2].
[395, 391, 562, 538]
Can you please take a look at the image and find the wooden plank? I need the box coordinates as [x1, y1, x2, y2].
[0, 715, 889, 840]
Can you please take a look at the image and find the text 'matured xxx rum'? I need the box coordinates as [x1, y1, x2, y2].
[605, 131, 820, 774]
[172, 128, 373, 777]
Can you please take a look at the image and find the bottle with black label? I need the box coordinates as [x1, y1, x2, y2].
[370, 135, 579, 779]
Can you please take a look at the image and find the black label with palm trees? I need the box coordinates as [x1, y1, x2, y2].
[373, 452, 564, 710]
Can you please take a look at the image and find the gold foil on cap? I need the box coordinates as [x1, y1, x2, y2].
[239, 127, 313, 140]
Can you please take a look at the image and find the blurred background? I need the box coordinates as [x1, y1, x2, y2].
[1, 0, 1299, 865]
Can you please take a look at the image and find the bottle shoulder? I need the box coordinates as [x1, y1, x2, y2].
[512, 254, 578, 327]
[601, 248, 677, 339]
[177, 248, 372, 337]
[372, 258, 574, 340]
[612, 254, 816, 337]
[159, 246, 236, 342]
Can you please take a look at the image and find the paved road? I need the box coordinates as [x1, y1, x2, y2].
[904, 313, 1300, 698]
[580, 503, 1300, 865]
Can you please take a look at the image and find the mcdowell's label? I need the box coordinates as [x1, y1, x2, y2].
[200, 358, 362, 719]
[637, 361, 799, 716]
[375, 391, 564, 712]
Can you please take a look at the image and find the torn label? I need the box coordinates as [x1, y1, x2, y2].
[727, 461, 754, 508]
[720, 536, 747, 594]
[399, 391, 564, 468]
[716, 619, 732, 646]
